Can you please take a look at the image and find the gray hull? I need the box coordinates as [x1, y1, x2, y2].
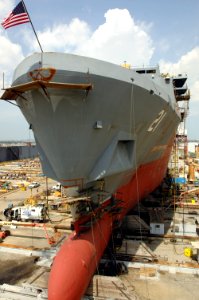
[0, 52, 189, 300]
[9, 53, 180, 193]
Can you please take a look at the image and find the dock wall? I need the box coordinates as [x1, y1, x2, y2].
[0, 145, 38, 162]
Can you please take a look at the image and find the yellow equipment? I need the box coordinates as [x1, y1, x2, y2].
[24, 196, 38, 206]
[184, 247, 193, 257]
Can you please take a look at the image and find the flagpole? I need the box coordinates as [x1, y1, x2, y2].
[21, 0, 43, 53]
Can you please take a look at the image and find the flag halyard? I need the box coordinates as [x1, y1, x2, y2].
[1, 1, 30, 29]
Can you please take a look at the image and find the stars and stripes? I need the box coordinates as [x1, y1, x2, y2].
[1, 1, 30, 29]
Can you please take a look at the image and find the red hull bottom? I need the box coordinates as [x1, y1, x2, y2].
[48, 148, 172, 300]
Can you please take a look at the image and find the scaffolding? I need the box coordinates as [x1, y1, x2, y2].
[169, 73, 190, 180]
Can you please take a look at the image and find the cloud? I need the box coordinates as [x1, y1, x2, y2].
[0, 36, 24, 70]
[0, 0, 25, 89]
[0, 0, 26, 139]
[0, 0, 15, 21]
[159, 47, 199, 103]
[34, 8, 154, 66]
[31, 18, 91, 53]
[159, 47, 199, 139]
[0, 35, 24, 91]
[75, 9, 154, 65]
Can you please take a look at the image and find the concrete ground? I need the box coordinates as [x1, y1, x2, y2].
[0, 177, 57, 217]
[0, 229, 199, 299]
[0, 160, 199, 299]
[0, 250, 199, 300]
[0, 252, 39, 286]
[121, 268, 199, 300]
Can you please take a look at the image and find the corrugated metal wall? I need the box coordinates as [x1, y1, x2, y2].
[0, 145, 38, 162]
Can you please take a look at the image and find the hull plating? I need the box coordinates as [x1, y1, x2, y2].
[48, 143, 173, 300]
[13, 53, 180, 193]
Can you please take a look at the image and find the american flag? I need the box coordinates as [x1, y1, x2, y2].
[1, 1, 30, 29]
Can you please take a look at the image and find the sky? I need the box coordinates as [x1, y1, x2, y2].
[0, 0, 199, 140]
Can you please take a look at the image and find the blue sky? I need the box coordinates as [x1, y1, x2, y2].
[0, 0, 199, 140]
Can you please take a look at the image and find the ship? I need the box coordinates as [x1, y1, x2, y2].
[1, 52, 190, 299]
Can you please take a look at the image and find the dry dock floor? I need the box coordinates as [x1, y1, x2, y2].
[0, 233, 199, 299]
[0, 160, 199, 299]
[0, 221, 199, 299]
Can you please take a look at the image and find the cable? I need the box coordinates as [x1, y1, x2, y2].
[130, 80, 151, 300]
[87, 200, 118, 265]
[90, 213, 100, 275]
